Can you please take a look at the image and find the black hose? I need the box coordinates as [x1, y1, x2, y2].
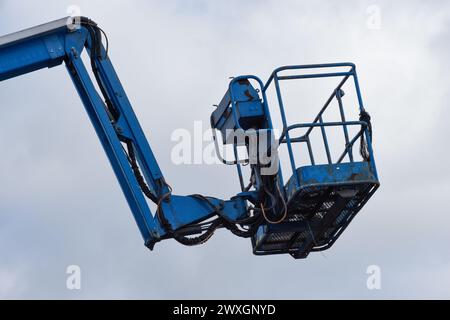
[126, 141, 159, 203]
[80, 19, 159, 204]
[80, 18, 120, 121]
[79, 18, 262, 244]
[359, 110, 372, 161]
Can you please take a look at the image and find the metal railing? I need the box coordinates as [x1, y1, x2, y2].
[264, 63, 377, 188]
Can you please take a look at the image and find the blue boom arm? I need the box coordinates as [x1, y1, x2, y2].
[0, 17, 249, 249]
[0, 17, 379, 259]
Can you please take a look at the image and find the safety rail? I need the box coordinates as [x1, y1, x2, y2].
[263, 63, 377, 188]
[280, 121, 371, 162]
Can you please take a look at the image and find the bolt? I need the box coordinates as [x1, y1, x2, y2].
[71, 47, 78, 59]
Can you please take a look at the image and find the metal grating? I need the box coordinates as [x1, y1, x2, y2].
[254, 180, 378, 258]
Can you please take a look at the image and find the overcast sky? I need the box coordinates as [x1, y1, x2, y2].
[1, 0, 449, 299]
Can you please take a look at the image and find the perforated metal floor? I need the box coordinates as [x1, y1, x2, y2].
[252, 162, 379, 259]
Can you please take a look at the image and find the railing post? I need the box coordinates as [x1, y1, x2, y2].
[306, 137, 315, 165]
[336, 89, 353, 162]
[274, 75, 299, 187]
[319, 116, 332, 164]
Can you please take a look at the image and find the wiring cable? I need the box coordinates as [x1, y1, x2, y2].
[359, 110, 373, 161]
[81, 18, 287, 244]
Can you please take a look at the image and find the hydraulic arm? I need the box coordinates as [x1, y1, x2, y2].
[0, 17, 379, 259]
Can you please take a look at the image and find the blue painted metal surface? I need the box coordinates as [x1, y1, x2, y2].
[0, 17, 379, 259]
[0, 17, 248, 250]
[213, 63, 380, 258]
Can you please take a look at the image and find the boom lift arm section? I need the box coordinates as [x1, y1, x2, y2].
[0, 17, 379, 259]
[0, 17, 248, 250]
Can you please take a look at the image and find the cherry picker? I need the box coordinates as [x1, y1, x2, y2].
[0, 17, 379, 259]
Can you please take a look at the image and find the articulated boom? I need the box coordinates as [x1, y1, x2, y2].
[0, 17, 379, 259]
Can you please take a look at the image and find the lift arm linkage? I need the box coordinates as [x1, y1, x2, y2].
[0, 17, 249, 250]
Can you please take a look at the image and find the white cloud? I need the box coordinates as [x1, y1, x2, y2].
[0, 269, 20, 298]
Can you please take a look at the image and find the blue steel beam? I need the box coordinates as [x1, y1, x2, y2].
[0, 17, 248, 250]
[63, 31, 160, 245]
